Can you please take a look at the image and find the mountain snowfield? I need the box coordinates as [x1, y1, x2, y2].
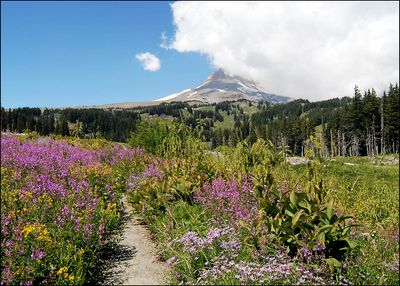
[153, 89, 192, 102]
[153, 68, 292, 104]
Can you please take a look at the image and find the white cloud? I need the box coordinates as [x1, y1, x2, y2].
[135, 52, 161, 71]
[165, 2, 399, 101]
[160, 32, 171, 49]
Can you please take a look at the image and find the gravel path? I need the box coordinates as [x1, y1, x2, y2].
[100, 196, 169, 285]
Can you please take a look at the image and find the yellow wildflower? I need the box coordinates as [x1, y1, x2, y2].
[104, 202, 117, 215]
[77, 248, 85, 256]
[57, 267, 68, 276]
[22, 223, 51, 241]
[22, 224, 36, 237]
[68, 275, 75, 283]
[37, 228, 51, 242]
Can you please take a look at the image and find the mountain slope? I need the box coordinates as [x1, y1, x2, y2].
[153, 68, 292, 104]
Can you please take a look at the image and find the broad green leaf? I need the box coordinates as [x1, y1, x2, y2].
[341, 227, 350, 236]
[344, 238, 357, 249]
[292, 209, 304, 227]
[325, 257, 342, 268]
[317, 224, 333, 242]
[290, 190, 297, 206]
[318, 231, 326, 243]
[316, 224, 334, 239]
[298, 200, 311, 212]
[297, 240, 307, 247]
[285, 209, 294, 217]
[260, 198, 268, 209]
[340, 214, 354, 220]
[326, 198, 334, 221]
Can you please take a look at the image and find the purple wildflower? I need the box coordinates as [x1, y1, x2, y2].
[143, 164, 163, 179]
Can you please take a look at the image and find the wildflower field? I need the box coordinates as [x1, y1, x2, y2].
[1, 126, 399, 285]
[1, 134, 146, 284]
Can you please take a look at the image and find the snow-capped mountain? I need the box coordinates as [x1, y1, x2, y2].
[153, 68, 292, 104]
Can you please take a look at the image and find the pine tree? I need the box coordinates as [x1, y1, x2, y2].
[362, 88, 380, 155]
[384, 84, 399, 153]
[380, 91, 386, 154]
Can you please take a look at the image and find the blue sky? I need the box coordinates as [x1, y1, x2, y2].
[2, 2, 398, 107]
[1, 1, 214, 108]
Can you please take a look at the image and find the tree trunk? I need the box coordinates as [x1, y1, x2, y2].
[380, 100, 385, 155]
[366, 129, 370, 156]
[342, 132, 346, 157]
[351, 134, 359, 156]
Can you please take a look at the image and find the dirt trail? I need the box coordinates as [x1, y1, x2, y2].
[100, 195, 169, 285]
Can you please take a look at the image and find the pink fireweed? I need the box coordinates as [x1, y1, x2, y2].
[0, 135, 140, 284]
[143, 163, 164, 179]
[125, 158, 165, 192]
[195, 177, 258, 225]
[96, 144, 144, 165]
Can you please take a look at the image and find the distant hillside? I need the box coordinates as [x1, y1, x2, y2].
[1, 83, 398, 156]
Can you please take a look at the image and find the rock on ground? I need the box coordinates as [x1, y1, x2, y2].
[286, 157, 311, 165]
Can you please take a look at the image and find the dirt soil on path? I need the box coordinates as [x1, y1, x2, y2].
[99, 196, 170, 285]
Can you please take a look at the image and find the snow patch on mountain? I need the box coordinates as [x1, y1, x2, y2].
[188, 91, 198, 98]
[153, 89, 191, 102]
[196, 80, 210, 89]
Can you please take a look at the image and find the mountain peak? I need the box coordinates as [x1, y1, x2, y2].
[209, 68, 230, 80]
[154, 69, 292, 104]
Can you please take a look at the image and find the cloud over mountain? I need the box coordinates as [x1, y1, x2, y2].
[165, 2, 399, 101]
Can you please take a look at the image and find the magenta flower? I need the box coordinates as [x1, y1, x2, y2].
[31, 249, 45, 260]
[143, 163, 163, 179]
[195, 177, 258, 225]
[1, 135, 142, 283]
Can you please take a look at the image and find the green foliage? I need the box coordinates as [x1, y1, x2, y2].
[124, 129, 398, 285]
[128, 122, 214, 224]
[160, 122, 204, 160]
[22, 131, 40, 140]
[341, 230, 399, 285]
[3, 119, 398, 285]
[128, 120, 169, 154]
[71, 121, 84, 138]
[1, 107, 140, 142]
[258, 159, 357, 262]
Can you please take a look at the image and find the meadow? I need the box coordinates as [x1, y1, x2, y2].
[1, 133, 146, 284]
[1, 126, 399, 285]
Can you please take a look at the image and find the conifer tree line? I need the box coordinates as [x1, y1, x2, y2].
[1, 83, 398, 156]
[0, 108, 140, 142]
[199, 83, 398, 156]
[324, 84, 399, 156]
